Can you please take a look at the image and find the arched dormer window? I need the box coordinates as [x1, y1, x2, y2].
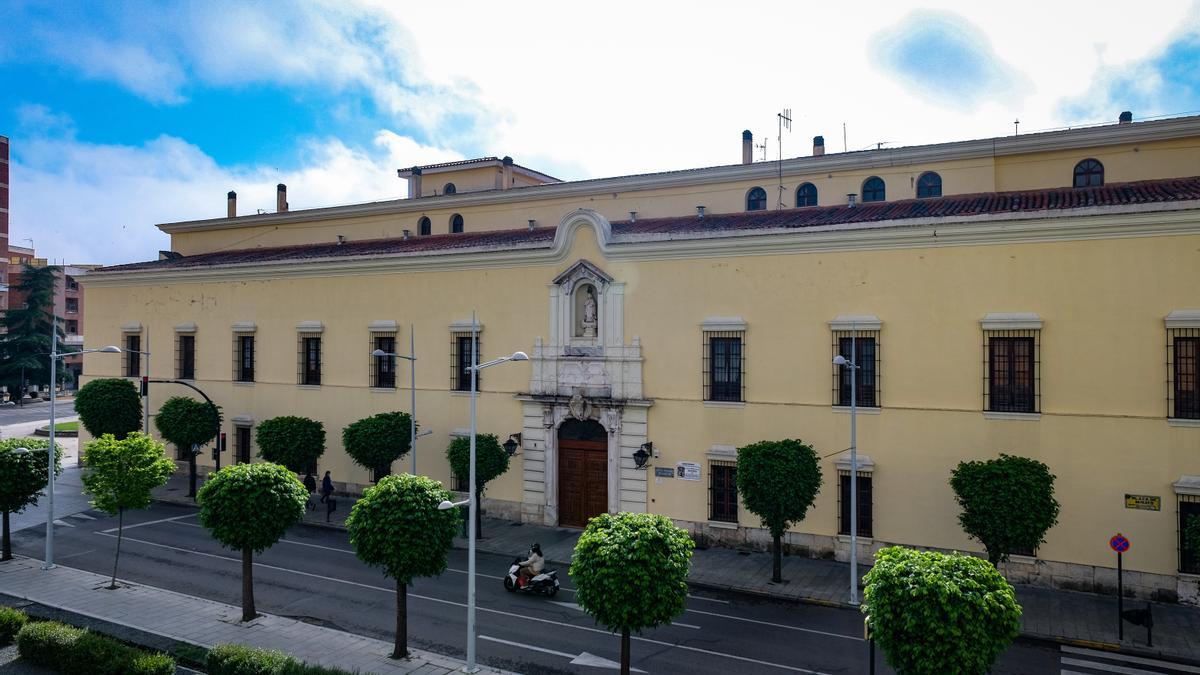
[862, 176, 886, 202]
[443, 182, 457, 195]
[795, 183, 818, 207]
[418, 216, 431, 236]
[450, 214, 464, 234]
[916, 172, 942, 198]
[1072, 159, 1104, 188]
[746, 187, 767, 211]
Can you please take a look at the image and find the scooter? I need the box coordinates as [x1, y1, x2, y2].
[503, 557, 560, 597]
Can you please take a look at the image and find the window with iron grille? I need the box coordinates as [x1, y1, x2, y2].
[177, 333, 195, 380]
[838, 470, 873, 537]
[1169, 331, 1199, 419]
[235, 425, 252, 464]
[299, 334, 322, 385]
[709, 460, 738, 523]
[1180, 495, 1200, 574]
[124, 333, 141, 378]
[453, 333, 480, 391]
[371, 333, 397, 389]
[65, 298, 78, 313]
[703, 331, 744, 402]
[985, 332, 1039, 413]
[234, 334, 255, 382]
[450, 470, 469, 492]
[832, 331, 880, 407]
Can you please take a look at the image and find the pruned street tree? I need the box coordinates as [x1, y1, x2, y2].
[345, 473, 460, 659]
[863, 546, 1022, 675]
[197, 463, 307, 621]
[154, 395, 222, 493]
[0, 438, 62, 560]
[75, 378, 142, 440]
[256, 416, 325, 475]
[341, 412, 411, 481]
[949, 454, 1060, 565]
[571, 512, 695, 675]
[81, 433, 175, 588]
[735, 438, 822, 582]
[446, 433, 509, 539]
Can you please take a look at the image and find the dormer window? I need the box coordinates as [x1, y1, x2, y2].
[1073, 159, 1104, 188]
[443, 182, 457, 195]
[862, 176, 886, 203]
[795, 183, 818, 207]
[450, 214, 464, 234]
[746, 187, 767, 211]
[418, 216, 431, 236]
[916, 172, 942, 198]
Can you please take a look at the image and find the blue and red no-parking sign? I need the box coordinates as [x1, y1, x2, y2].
[1109, 533, 1131, 553]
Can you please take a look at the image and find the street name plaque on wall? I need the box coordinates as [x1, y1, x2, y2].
[654, 467, 674, 478]
[1124, 494, 1161, 511]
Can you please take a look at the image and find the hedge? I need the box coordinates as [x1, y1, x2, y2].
[0, 606, 27, 646]
[15, 619, 175, 675]
[207, 643, 361, 675]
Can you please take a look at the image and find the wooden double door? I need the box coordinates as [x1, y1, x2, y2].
[557, 420, 608, 528]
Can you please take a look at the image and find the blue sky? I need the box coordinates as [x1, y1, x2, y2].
[1, 0, 1198, 265]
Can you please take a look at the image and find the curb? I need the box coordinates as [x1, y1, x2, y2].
[34, 426, 78, 437]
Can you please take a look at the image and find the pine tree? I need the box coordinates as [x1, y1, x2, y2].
[0, 263, 65, 399]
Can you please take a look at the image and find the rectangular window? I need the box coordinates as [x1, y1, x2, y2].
[371, 333, 397, 389]
[236, 426, 252, 464]
[703, 331, 744, 402]
[1171, 334, 1199, 420]
[66, 277, 78, 291]
[124, 334, 141, 378]
[177, 334, 195, 380]
[838, 471, 873, 537]
[833, 332, 880, 407]
[299, 335, 322, 385]
[65, 320, 78, 334]
[65, 298, 78, 313]
[451, 470, 469, 493]
[235, 335, 255, 383]
[1180, 495, 1200, 574]
[453, 334, 480, 391]
[985, 332, 1039, 413]
[708, 460, 738, 523]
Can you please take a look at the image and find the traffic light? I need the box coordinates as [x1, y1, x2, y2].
[140, 376, 148, 397]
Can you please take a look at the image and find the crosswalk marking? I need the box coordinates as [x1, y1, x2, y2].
[1061, 645, 1200, 675]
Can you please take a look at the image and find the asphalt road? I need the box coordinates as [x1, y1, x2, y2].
[10, 503, 1071, 675]
[0, 399, 75, 426]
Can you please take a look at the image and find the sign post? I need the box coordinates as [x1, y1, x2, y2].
[1109, 533, 1130, 640]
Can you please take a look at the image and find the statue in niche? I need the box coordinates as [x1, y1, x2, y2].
[575, 283, 598, 338]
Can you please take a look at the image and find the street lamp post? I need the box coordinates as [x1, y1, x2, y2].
[441, 311, 527, 673]
[371, 324, 431, 475]
[833, 325, 860, 606]
[41, 323, 120, 570]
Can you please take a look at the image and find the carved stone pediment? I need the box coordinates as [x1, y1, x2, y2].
[553, 259, 613, 294]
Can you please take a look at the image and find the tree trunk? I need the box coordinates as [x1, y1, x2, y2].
[241, 547, 256, 621]
[187, 453, 197, 498]
[108, 508, 124, 589]
[620, 626, 631, 675]
[391, 579, 408, 659]
[2, 510, 10, 561]
[772, 534, 782, 583]
[475, 487, 484, 539]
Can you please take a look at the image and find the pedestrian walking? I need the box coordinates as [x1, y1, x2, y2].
[303, 471, 317, 510]
[320, 470, 334, 503]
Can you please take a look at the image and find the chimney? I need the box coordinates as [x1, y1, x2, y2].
[402, 230, 410, 240]
[742, 130, 753, 164]
[1119, 111, 1133, 124]
[629, 211, 637, 222]
[227, 191, 237, 218]
[847, 194, 858, 208]
[408, 167, 423, 198]
[696, 205, 706, 218]
[276, 184, 288, 213]
[502, 156, 514, 190]
[813, 135, 825, 157]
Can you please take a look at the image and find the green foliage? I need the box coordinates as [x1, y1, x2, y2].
[0, 606, 27, 646]
[81, 433, 175, 514]
[154, 396, 222, 451]
[341, 412, 412, 478]
[346, 473, 460, 584]
[1185, 514, 1200, 559]
[446, 433, 510, 494]
[735, 439, 822, 537]
[0, 264, 66, 392]
[863, 546, 1021, 675]
[570, 512, 695, 633]
[198, 462, 308, 553]
[206, 643, 360, 675]
[76, 378, 143, 440]
[0, 437, 63, 514]
[256, 416, 325, 474]
[15, 620, 175, 675]
[950, 454, 1060, 565]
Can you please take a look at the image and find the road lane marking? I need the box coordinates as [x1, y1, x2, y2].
[684, 607, 861, 641]
[69, 513, 96, 520]
[93, 532, 830, 673]
[53, 519, 75, 528]
[1061, 646, 1200, 673]
[1060, 658, 1167, 674]
[549, 601, 699, 630]
[479, 635, 647, 672]
[101, 513, 196, 534]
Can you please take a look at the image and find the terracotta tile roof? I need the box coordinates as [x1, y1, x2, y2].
[98, 176, 1200, 273]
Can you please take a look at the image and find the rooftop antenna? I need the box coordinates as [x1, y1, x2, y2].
[1014, 118, 1020, 135]
[843, 122, 848, 153]
[777, 108, 791, 209]
[754, 136, 768, 161]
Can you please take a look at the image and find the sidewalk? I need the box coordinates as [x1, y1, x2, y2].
[155, 474, 1200, 664]
[0, 557, 512, 675]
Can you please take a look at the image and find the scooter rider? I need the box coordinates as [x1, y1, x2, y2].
[517, 543, 544, 586]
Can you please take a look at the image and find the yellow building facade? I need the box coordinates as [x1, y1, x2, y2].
[83, 114, 1200, 604]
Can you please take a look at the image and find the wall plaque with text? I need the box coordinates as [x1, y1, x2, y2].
[1124, 494, 1161, 511]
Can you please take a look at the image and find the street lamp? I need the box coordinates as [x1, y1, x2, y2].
[834, 332, 860, 606]
[371, 323, 431, 475]
[42, 337, 121, 570]
[461, 310, 528, 673]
